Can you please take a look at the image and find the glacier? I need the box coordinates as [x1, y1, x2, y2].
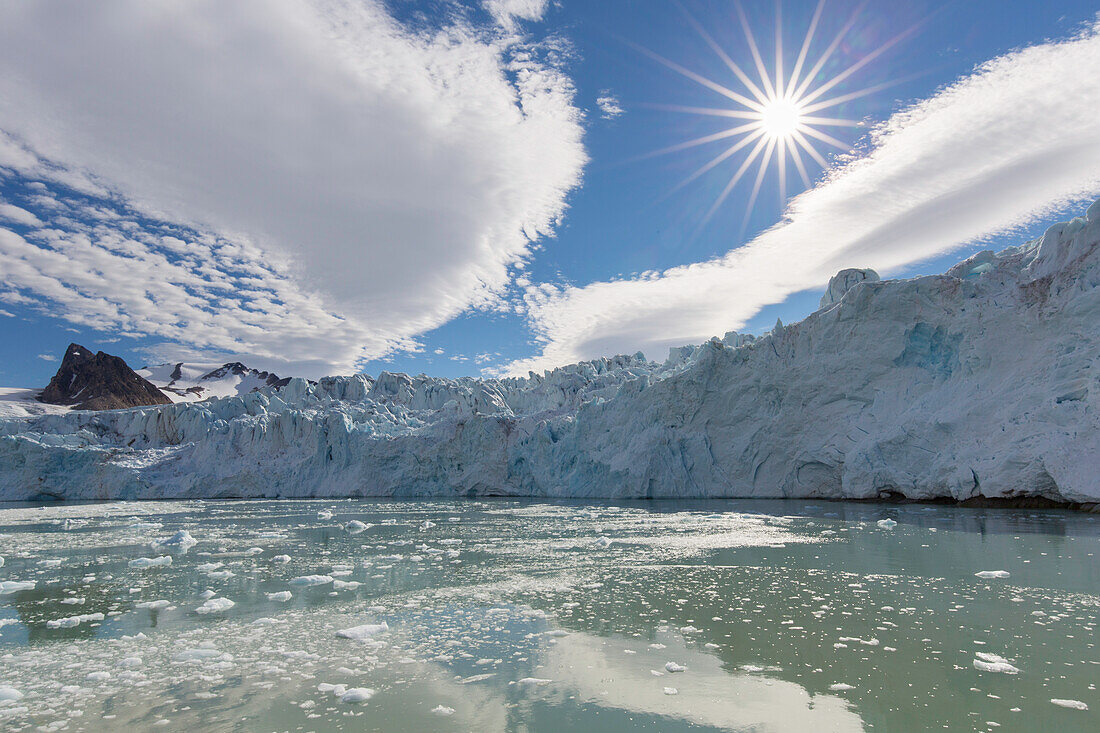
[0, 202, 1098, 504]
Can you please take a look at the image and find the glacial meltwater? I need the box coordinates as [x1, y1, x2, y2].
[0, 500, 1095, 732]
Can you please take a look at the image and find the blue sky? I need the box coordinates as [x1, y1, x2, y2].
[2, 0, 1100, 386]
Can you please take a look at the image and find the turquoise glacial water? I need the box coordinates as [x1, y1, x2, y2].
[0, 499, 1096, 731]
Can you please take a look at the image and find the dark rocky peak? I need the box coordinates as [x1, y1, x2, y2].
[38, 343, 173, 411]
[201, 362, 250, 380]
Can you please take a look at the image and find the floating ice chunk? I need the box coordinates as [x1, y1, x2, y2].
[135, 600, 170, 610]
[129, 556, 172, 569]
[663, 687, 678, 695]
[317, 509, 334, 520]
[1050, 699, 1088, 711]
[0, 581, 36, 594]
[340, 687, 375, 703]
[516, 677, 552, 686]
[204, 570, 235, 580]
[173, 648, 227, 662]
[266, 591, 293, 602]
[86, 671, 111, 682]
[195, 597, 234, 614]
[0, 686, 23, 701]
[431, 705, 455, 716]
[59, 596, 86, 605]
[46, 612, 104, 628]
[195, 562, 223, 573]
[344, 521, 370, 534]
[289, 575, 333, 586]
[593, 536, 612, 548]
[664, 662, 687, 673]
[272, 555, 291, 564]
[876, 519, 898, 529]
[151, 530, 197, 552]
[0, 576, 34, 594]
[974, 653, 1020, 674]
[0, 556, 4, 567]
[333, 580, 361, 590]
[419, 520, 436, 530]
[974, 570, 1010, 579]
[121, 656, 143, 668]
[251, 617, 279, 625]
[829, 683, 855, 691]
[199, 589, 216, 600]
[336, 622, 389, 641]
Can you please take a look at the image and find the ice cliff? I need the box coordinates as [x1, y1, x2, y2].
[1, 202, 1098, 503]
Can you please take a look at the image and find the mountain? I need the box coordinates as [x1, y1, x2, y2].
[37, 344, 172, 411]
[1, 200, 1098, 505]
[137, 361, 291, 403]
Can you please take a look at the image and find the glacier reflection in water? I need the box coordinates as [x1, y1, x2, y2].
[0, 498, 1096, 731]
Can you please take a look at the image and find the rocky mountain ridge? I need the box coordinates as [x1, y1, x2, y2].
[37, 344, 172, 411]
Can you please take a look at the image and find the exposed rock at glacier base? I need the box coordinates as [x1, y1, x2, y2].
[1, 203, 1097, 503]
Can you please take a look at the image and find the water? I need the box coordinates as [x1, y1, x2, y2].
[0, 499, 1096, 732]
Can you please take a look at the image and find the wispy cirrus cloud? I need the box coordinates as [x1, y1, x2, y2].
[503, 20, 1100, 374]
[0, 0, 585, 376]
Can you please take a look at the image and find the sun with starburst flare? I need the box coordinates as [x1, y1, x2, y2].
[639, 0, 917, 230]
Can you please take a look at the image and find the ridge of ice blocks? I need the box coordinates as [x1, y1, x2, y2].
[45, 612, 105, 629]
[0, 201, 1098, 502]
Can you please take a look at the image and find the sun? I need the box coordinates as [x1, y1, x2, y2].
[636, 0, 917, 231]
[759, 98, 804, 140]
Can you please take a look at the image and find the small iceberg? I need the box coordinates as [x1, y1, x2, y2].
[151, 530, 197, 552]
[129, 556, 173, 569]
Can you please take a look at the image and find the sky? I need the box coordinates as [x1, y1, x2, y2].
[2, 0, 1100, 386]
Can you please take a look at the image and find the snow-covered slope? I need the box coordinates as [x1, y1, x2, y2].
[137, 362, 290, 403]
[0, 388, 71, 419]
[1, 201, 1098, 503]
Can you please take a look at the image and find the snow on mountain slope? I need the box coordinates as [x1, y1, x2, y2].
[0, 201, 1097, 503]
[137, 362, 290, 403]
[0, 388, 71, 419]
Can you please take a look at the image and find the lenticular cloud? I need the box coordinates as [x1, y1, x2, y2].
[505, 20, 1100, 374]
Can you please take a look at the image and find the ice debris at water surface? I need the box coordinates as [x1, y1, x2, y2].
[1, 202, 1099, 503]
[0, 499, 1096, 731]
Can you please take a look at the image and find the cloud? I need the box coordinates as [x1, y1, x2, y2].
[36, 353, 56, 362]
[0, 203, 42, 228]
[502, 20, 1100, 375]
[484, 0, 550, 31]
[0, 0, 585, 376]
[596, 91, 625, 120]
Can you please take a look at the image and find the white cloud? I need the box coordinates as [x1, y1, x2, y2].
[503, 21, 1100, 374]
[0, 203, 42, 227]
[596, 91, 624, 120]
[0, 0, 585, 376]
[484, 0, 550, 31]
[36, 353, 56, 361]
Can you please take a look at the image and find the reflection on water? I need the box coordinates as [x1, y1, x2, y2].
[0, 498, 1095, 731]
